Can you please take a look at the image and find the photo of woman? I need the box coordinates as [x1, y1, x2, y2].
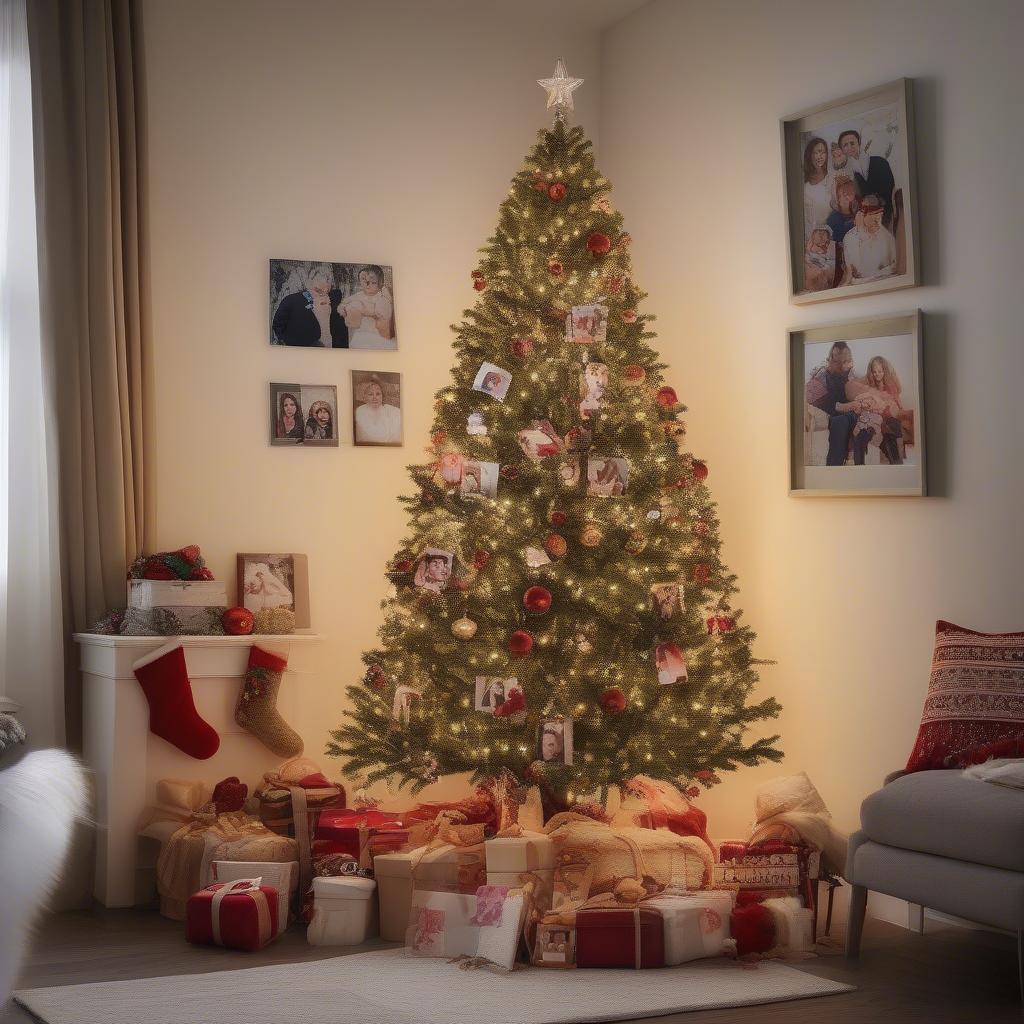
[413, 548, 453, 594]
[802, 136, 836, 240]
[655, 642, 688, 685]
[587, 457, 629, 497]
[475, 676, 517, 714]
[275, 391, 304, 441]
[472, 361, 513, 402]
[338, 264, 395, 350]
[537, 718, 573, 765]
[352, 370, 402, 446]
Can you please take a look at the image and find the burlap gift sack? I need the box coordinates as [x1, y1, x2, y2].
[543, 813, 714, 897]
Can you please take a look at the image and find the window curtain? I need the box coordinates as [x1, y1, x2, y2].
[1, 0, 64, 756]
[27, 0, 152, 746]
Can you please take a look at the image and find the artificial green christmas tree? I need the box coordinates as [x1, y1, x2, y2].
[328, 63, 781, 811]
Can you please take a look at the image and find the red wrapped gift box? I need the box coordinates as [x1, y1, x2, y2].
[314, 808, 409, 865]
[576, 907, 665, 969]
[186, 878, 280, 951]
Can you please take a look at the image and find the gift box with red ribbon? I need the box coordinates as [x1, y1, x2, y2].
[314, 807, 409, 867]
[575, 907, 665, 969]
[186, 878, 280, 951]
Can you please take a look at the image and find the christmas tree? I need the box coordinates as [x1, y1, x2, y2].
[328, 62, 781, 810]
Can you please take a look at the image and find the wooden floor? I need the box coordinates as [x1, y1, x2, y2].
[3, 909, 1021, 1023]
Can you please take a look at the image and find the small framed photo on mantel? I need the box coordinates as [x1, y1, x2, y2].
[781, 78, 919, 304]
[787, 310, 925, 497]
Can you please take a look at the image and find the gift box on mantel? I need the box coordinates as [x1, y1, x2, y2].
[186, 878, 280, 952]
[374, 821, 487, 942]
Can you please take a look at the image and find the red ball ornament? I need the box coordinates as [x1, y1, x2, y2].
[600, 687, 627, 715]
[532, 177, 549, 192]
[549, 510, 567, 527]
[656, 386, 679, 408]
[547, 259, 564, 276]
[693, 563, 712, 584]
[624, 364, 647, 385]
[473, 549, 491, 570]
[470, 269, 484, 280]
[548, 182, 566, 201]
[717, 615, 735, 632]
[431, 430, 447, 447]
[523, 586, 552, 614]
[500, 465, 521, 481]
[510, 336, 535, 358]
[621, 308, 638, 324]
[692, 460, 709, 482]
[586, 231, 612, 255]
[472, 278, 487, 292]
[509, 630, 534, 657]
[393, 558, 413, 573]
[222, 607, 254, 636]
[544, 533, 567, 559]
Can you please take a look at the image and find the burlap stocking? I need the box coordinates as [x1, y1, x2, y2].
[235, 646, 303, 757]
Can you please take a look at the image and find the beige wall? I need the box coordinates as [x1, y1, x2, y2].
[141, 0, 613, 804]
[599, 0, 1024, 850]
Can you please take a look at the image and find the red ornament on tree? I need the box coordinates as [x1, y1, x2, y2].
[548, 182, 566, 201]
[549, 510, 567, 527]
[717, 615, 735, 632]
[532, 177, 548, 192]
[431, 430, 447, 447]
[693, 564, 712, 584]
[473, 549, 491, 570]
[623, 364, 646, 384]
[500, 465, 520, 480]
[510, 337, 534, 358]
[547, 259, 564, 276]
[600, 687, 627, 714]
[393, 558, 413, 573]
[621, 308, 638, 324]
[692, 460, 709, 482]
[656, 386, 679, 408]
[586, 231, 611, 255]
[523, 586, 552, 614]
[222, 607, 254, 636]
[509, 630, 534, 657]
[544, 533, 567, 559]
[473, 278, 487, 292]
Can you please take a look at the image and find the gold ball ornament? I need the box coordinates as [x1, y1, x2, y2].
[451, 616, 478, 640]
[580, 524, 604, 548]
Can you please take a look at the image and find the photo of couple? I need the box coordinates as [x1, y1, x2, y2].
[803, 335, 919, 468]
[785, 81, 918, 303]
[269, 259, 397, 350]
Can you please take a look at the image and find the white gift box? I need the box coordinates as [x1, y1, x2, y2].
[646, 891, 735, 965]
[485, 833, 555, 916]
[763, 896, 814, 952]
[307, 876, 377, 946]
[128, 579, 228, 610]
[210, 860, 297, 929]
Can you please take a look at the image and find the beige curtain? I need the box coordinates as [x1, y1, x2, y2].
[28, 0, 152, 745]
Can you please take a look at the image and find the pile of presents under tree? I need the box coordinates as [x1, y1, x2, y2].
[145, 756, 846, 968]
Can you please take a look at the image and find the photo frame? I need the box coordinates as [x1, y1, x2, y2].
[781, 79, 919, 304]
[537, 717, 573, 766]
[352, 369, 403, 447]
[787, 310, 926, 497]
[236, 552, 311, 628]
[534, 921, 576, 969]
[270, 383, 339, 447]
[269, 258, 397, 349]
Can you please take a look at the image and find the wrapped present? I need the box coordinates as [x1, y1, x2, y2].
[210, 860, 297, 927]
[543, 813, 714, 897]
[763, 896, 814, 952]
[307, 876, 377, 946]
[314, 807, 409, 868]
[374, 819, 487, 942]
[486, 831, 557, 938]
[612, 775, 714, 853]
[406, 884, 528, 971]
[186, 878, 280, 951]
[714, 840, 817, 907]
[575, 906, 665, 969]
[156, 811, 296, 920]
[646, 891, 734, 965]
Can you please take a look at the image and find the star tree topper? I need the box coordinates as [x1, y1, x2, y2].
[537, 58, 583, 114]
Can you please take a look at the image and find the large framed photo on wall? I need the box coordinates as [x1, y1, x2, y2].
[787, 310, 925, 497]
[781, 79, 919, 304]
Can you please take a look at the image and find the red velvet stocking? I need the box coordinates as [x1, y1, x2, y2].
[133, 644, 220, 759]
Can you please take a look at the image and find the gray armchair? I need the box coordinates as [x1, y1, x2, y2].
[846, 768, 1024, 998]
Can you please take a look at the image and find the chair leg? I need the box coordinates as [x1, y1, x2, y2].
[846, 884, 868, 959]
[908, 902, 925, 934]
[1018, 931, 1023, 1003]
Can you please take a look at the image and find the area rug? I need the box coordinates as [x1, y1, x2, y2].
[15, 948, 852, 1024]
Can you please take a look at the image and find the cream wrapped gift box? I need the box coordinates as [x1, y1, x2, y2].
[763, 896, 814, 952]
[307, 876, 377, 946]
[646, 890, 735, 965]
[374, 842, 486, 942]
[485, 832, 555, 915]
[210, 860, 297, 929]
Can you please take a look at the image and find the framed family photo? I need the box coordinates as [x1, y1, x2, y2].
[781, 79, 919, 304]
[269, 258, 397, 349]
[236, 552, 311, 628]
[270, 383, 338, 447]
[352, 370, 402, 446]
[787, 310, 926, 497]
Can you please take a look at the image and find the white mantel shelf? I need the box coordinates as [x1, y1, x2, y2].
[75, 630, 321, 907]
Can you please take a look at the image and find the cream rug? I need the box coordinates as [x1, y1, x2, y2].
[16, 948, 853, 1023]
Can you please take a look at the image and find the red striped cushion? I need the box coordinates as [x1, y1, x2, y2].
[905, 621, 1024, 773]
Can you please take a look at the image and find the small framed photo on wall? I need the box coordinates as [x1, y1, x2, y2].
[237, 552, 311, 628]
[351, 370, 403, 446]
[270, 383, 339, 447]
[787, 310, 925, 497]
[269, 258, 397, 349]
[781, 79, 919, 304]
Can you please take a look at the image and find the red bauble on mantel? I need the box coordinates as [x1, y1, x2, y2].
[600, 687, 627, 714]
[509, 630, 535, 657]
[222, 607, 255, 636]
[548, 182, 567, 201]
[586, 231, 612, 255]
[523, 586, 552, 614]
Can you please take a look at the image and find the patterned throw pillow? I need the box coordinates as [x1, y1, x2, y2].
[905, 621, 1024, 773]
